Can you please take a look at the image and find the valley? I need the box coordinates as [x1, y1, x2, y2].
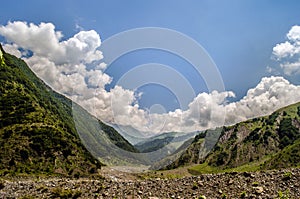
[1, 41, 300, 198]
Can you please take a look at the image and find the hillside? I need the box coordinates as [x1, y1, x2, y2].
[0, 44, 137, 176]
[135, 134, 174, 153]
[111, 125, 151, 145]
[169, 101, 300, 172]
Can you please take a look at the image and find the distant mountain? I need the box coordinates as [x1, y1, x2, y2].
[0, 44, 138, 176]
[169, 102, 300, 171]
[129, 131, 198, 170]
[111, 124, 151, 145]
[135, 133, 175, 153]
[135, 131, 198, 153]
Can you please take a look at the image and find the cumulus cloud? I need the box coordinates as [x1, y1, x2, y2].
[0, 21, 62, 55]
[1, 21, 300, 135]
[0, 21, 104, 66]
[142, 76, 300, 133]
[225, 76, 300, 124]
[271, 25, 300, 75]
[273, 41, 296, 59]
[0, 21, 112, 121]
[287, 25, 300, 43]
[2, 43, 22, 57]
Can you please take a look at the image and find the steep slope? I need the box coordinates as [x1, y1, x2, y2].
[0, 44, 137, 176]
[135, 132, 177, 153]
[171, 102, 300, 171]
[112, 125, 151, 145]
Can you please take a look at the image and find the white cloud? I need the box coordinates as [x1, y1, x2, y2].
[0, 21, 63, 56]
[0, 21, 102, 66]
[272, 41, 296, 59]
[271, 25, 300, 75]
[225, 76, 300, 124]
[86, 70, 112, 88]
[25, 56, 60, 86]
[1, 21, 300, 135]
[148, 76, 300, 133]
[287, 25, 300, 43]
[2, 43, 22, 57]
[280, 61, 300, 75]
[62, 30, 103, 64]
[0, 21, 113, 122]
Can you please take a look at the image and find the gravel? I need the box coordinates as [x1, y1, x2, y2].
[0, 168, 300, 198]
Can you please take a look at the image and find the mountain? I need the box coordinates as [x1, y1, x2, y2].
[135, 132, 175, 153]
[111, 124, 151, 145]
[134, 131, 198, 153]
[0, 44, 137, 176]
[169, 102, 300, 171]
[126, 131, 199, 170]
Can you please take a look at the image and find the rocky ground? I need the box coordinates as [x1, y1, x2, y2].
[0, 167, 300, 199]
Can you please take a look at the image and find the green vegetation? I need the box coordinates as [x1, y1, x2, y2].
[240, 191, 247, 198]
[0, 44, 138, 176]
[221, 193, 227, 199]
[188, 159, 263, 175]
[278, 118, 300, 148]
[0, 47, 103, 176]
[262, 139, 300, 169]
[135, 136, 173, 153]
[252, 181, 259, 186]
[192, 183, 198, 190]
[283, 171, 292, 180]
[51, 187, 82, 199]
[164, 128, 221, 170]
[277, 189, 290, 199]
[178, 100, 300, 173]
[99, 120, 138, 153]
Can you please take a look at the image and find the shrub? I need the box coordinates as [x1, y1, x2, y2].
[282, 172, 292, 180]
[51, 187, 82, 199]
[240, 191, 247, 198]
[277, 189, 290, 199]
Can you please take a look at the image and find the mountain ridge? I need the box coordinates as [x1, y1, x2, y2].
[0, 43, 137, 176]
[168, 101, 300, 172]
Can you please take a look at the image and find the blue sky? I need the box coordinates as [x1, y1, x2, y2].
[2, 1, 300, 97]
[1, 1, 300, 133]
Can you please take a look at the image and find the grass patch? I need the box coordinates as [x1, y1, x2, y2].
[277, 189, 290, 199]
[188, 162, 218, 175]
[51, 187, 82, 199]
[188, 158, 267, 175]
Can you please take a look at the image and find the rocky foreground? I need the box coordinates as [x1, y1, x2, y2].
[0, 168, 300, 199]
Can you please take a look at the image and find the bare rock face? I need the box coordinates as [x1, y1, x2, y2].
[1, 168, 300, 198]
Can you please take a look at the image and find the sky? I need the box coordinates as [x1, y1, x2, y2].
[1, 0, 300, 135]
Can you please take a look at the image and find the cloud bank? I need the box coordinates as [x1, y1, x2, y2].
[1, 21, 300, 134]
[272, 25, 300, 75]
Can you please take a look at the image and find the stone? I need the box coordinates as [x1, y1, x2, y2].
[254, 186, 264, 194]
